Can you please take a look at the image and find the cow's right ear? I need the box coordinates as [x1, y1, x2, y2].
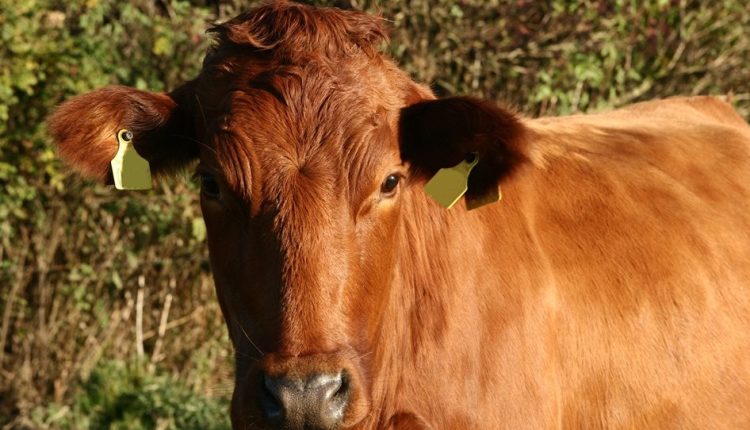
[398, 97, 528, 200]
[47, 85, 197, 183]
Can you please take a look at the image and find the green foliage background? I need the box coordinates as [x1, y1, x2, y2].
[1, 0, 748, 428]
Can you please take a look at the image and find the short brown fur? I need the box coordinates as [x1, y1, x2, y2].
[47, 2, 750, 429]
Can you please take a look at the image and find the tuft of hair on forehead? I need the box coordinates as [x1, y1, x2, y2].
[207, 0, 389, 61]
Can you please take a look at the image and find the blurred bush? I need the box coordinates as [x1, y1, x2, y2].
[1, 0, 748, 428]
[0, 1, 230, 427]
[381, 0, 750, 117]
[31, 360, 230, 430]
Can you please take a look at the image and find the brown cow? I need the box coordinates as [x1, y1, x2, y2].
[47, 1, 750, 429]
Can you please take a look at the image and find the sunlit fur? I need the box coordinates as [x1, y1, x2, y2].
[47, 1, 750, 429]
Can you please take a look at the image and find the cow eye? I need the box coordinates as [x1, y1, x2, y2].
[380, 174, 401, 196]
[199, 172, 221, 199]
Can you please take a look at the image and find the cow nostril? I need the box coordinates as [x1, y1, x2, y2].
[323, 373, 350, 424]
[334, 374, 348, 398]
[313, 372, 344, 396]
[260, 374, 283, 422]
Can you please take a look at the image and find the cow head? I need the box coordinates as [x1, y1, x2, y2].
[48, 2, 526, 429]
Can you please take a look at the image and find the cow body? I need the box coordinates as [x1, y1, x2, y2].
[47, 2, 750, 428]
[377, 97, 750, 428]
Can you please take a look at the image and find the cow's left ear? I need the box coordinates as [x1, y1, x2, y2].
[47, 83, 198, 183]
[398, 97, 528, 199]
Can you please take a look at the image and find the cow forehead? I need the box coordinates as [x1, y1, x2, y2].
[195, 64, 402, 209]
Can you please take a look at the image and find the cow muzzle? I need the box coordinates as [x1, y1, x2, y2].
[260, 371, 349, 429]
[232, 350, 370, 429]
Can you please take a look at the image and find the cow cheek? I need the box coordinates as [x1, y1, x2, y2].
[201, 207, 282, 352]
[351, 203, 402, 345]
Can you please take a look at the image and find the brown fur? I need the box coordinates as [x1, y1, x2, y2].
[47, 84, 198, 182]
[47, 1, 750, 429]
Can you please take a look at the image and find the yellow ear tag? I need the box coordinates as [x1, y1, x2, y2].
[424, 154, 479, 209]
[466, 185, 502, 211]
[111, 129, 152, 190]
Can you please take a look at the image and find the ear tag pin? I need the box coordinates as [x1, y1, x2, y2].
[111, 129, 152, 190]
[424, 153, 479, 209]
